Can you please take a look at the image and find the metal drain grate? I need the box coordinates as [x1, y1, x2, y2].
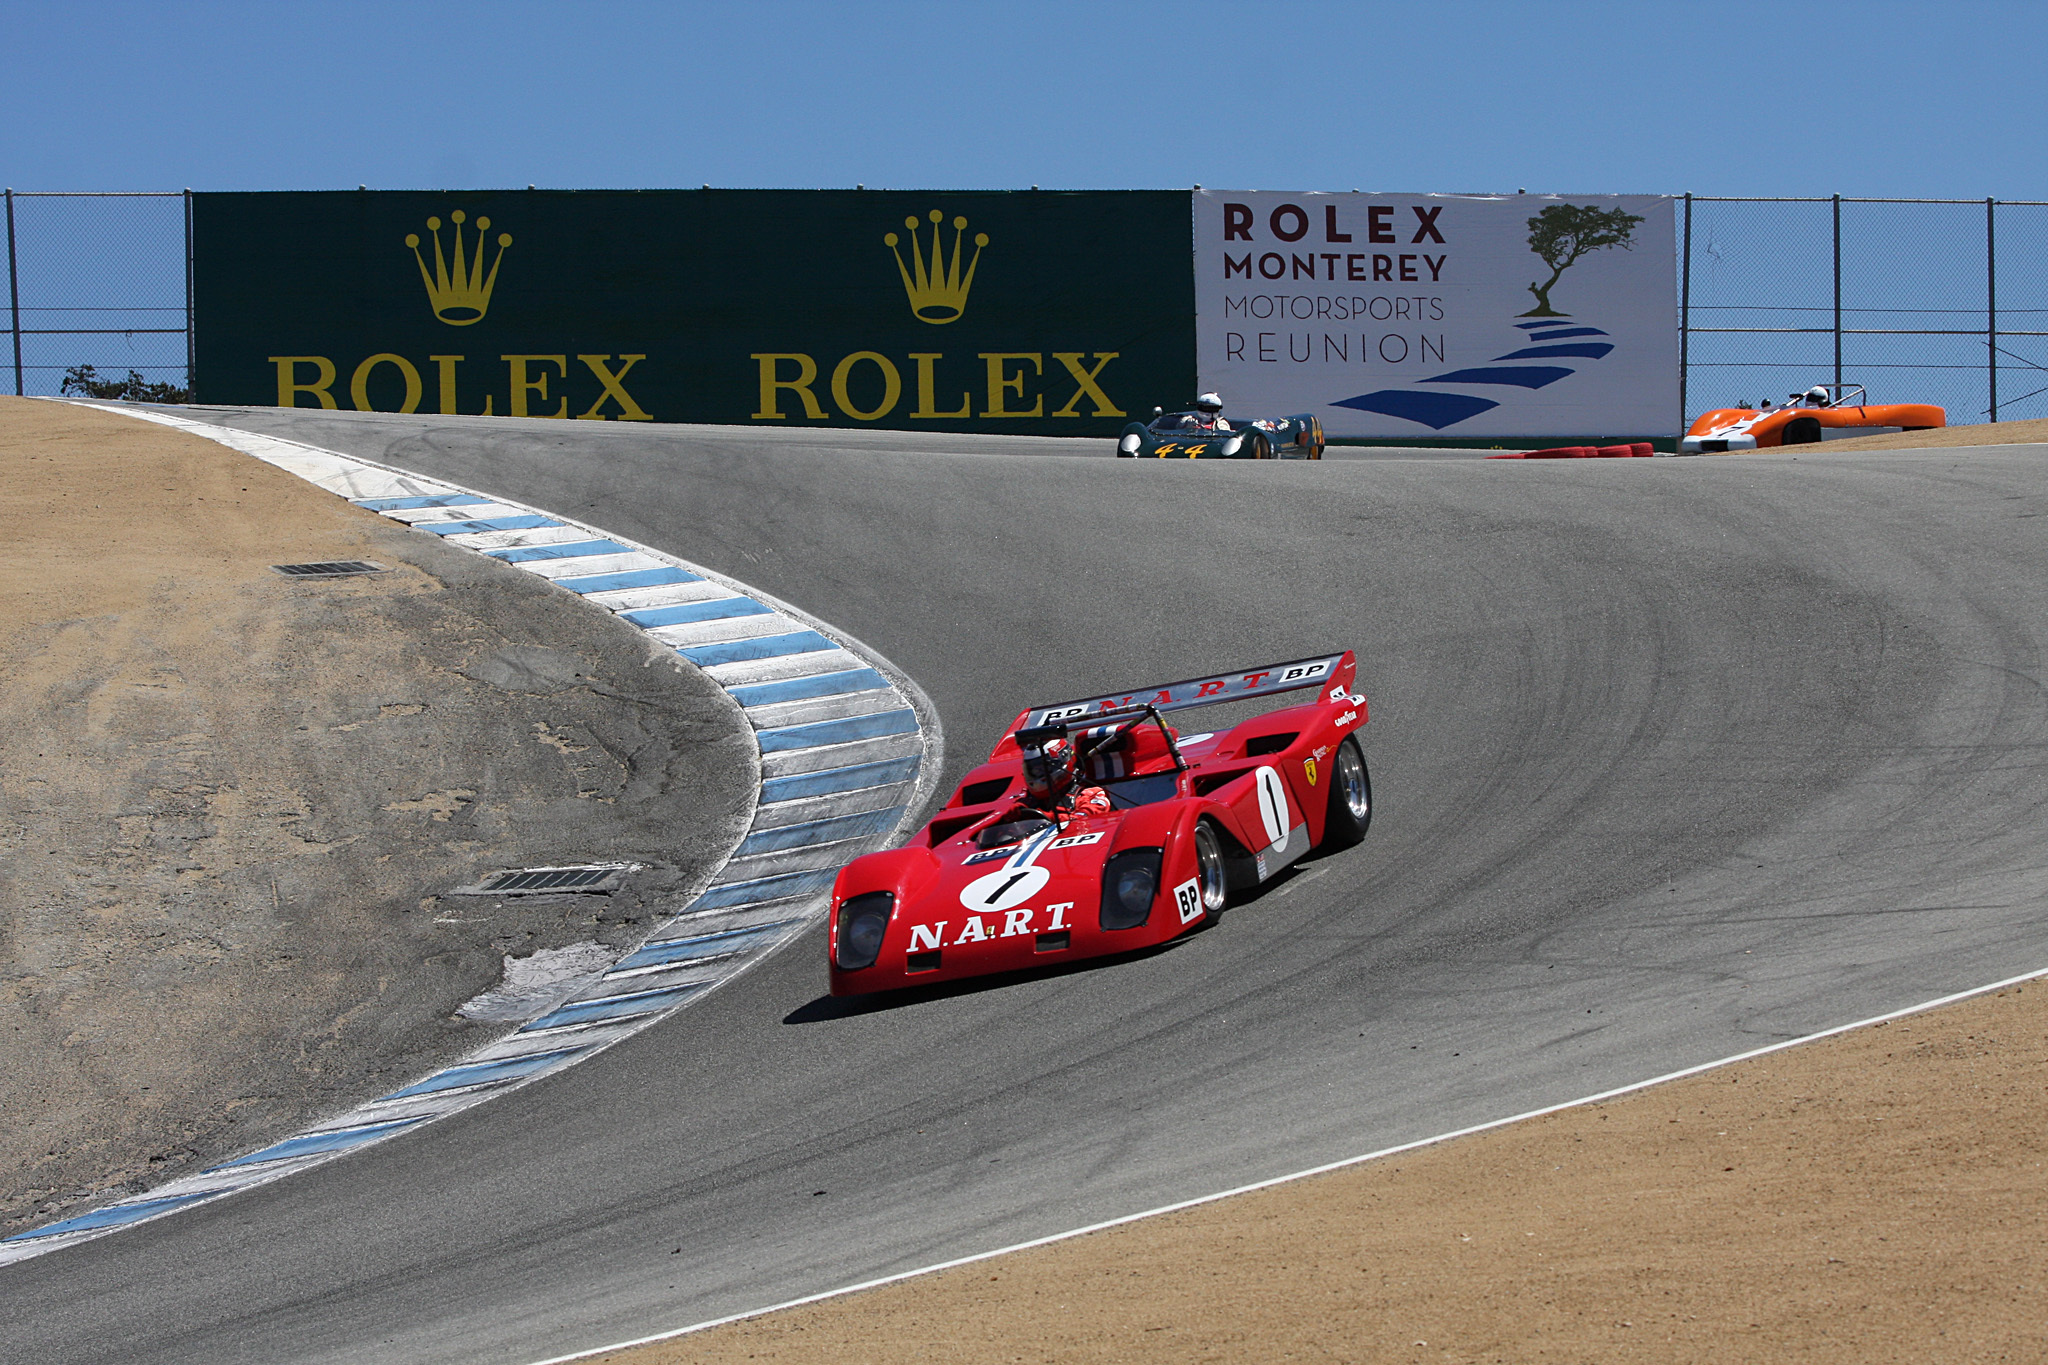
[272, 561, 387, 578]
[451, 863, 638, 896]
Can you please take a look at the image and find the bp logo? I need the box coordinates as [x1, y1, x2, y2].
[404, 210, 512, 326]
[884, 209, 988, 324]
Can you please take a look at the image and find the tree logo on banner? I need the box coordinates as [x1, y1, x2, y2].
[884, 209, 989, 324]
[404, 210, 514, 326]
[1520, 203, 1643, 317]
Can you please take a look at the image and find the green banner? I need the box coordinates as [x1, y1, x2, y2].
[193, 190, 1193, 436]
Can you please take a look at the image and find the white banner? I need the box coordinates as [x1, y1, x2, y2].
[1193, 191, 1676, 440]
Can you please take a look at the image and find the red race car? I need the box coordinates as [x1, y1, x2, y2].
[827, 652, 1372, 995]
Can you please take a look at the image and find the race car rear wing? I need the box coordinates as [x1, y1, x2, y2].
[1015, 650, 1356, 732]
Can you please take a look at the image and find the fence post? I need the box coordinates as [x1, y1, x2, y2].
[1987, 197, 1997, 423]
[184, 189, 196, 400]
[1679, 192, 1692, 436]
[1831, 193, 1842, 388]
[6, 188, 20, 397]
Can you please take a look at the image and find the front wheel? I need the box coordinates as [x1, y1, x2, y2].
[1320, 736, 1371, 849]
[1193, 820, 1229, 923]
[1780, 417, 1823, 446]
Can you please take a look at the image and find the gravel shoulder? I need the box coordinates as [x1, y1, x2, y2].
[603, 979, 2048, 1365]
[0, 398, 754, 1236]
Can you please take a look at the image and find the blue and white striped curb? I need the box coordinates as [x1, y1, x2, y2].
[1, 404, 943, 1266]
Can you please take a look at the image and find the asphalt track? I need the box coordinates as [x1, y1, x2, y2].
[9, 413, 2048, 1365]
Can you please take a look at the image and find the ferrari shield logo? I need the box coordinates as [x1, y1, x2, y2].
[1304, 756, 1318, 786]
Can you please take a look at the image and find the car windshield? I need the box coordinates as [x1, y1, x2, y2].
[975, 813, 1054, 849]
[1148, 413, 1204, 433]
[1100, 771, 1180, 810]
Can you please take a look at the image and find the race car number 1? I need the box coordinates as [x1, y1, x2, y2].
[1254, 766, 1290, 848]
[959, 865, 1051, 914]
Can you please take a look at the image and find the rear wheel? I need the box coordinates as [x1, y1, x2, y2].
[1780, 417, 1823, 445]
[1320, 737, 1371, 849]
[1193, 820, 1229, 923]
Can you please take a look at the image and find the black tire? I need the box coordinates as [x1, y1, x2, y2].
[1320, 736, 1371, 849]
[1244, 433, 1270, 461]
[1780, 417, 1823, 446]
[1193, 819, 1229, 923]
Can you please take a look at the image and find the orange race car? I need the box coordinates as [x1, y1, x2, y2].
[1680, 384, 1943, 453]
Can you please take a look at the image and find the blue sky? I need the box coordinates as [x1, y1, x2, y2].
[4, 0, 2043, 198]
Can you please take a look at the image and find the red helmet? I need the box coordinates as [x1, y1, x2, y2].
[1021, 733, 1078, 805]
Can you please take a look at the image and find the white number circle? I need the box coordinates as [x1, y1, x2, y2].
[960, 864, 1051, 914]
[1254, 766, 1290, 848]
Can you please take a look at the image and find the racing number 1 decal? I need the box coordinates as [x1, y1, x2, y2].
[1254, 766, 1290, 849]
[960, 865, 1051, 914]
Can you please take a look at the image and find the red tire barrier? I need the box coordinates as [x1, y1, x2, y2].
[1488, 444, 1655, 461]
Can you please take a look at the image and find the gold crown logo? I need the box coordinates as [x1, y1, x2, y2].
[404, 210, 512, 326]
[885, 210, 988, 325]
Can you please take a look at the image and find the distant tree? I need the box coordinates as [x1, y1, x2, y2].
[1520, 204, 1645, 317]
[59, 364, 192, 403]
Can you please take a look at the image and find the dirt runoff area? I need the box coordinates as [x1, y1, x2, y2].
[1766, 415, 2048, 452]
[0, 398, 754, 1236]
[604, 979, 2048, 1365]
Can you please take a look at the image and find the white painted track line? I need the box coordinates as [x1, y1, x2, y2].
[524, 960, 2048, 1365]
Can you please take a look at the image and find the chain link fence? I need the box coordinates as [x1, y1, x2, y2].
[8, 191, 2047, 432]
[1680, 195, 2048, 430]
[4, 190, 191, 399]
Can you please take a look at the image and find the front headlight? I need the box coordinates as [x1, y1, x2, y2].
[834, 891, 894, 969]
[1118, 433, 1141, 454]
[1099, 848, 1162, 930]
[1220, 436, 1243, 456]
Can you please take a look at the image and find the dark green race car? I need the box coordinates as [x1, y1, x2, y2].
[1116, 408, 1325, 460]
